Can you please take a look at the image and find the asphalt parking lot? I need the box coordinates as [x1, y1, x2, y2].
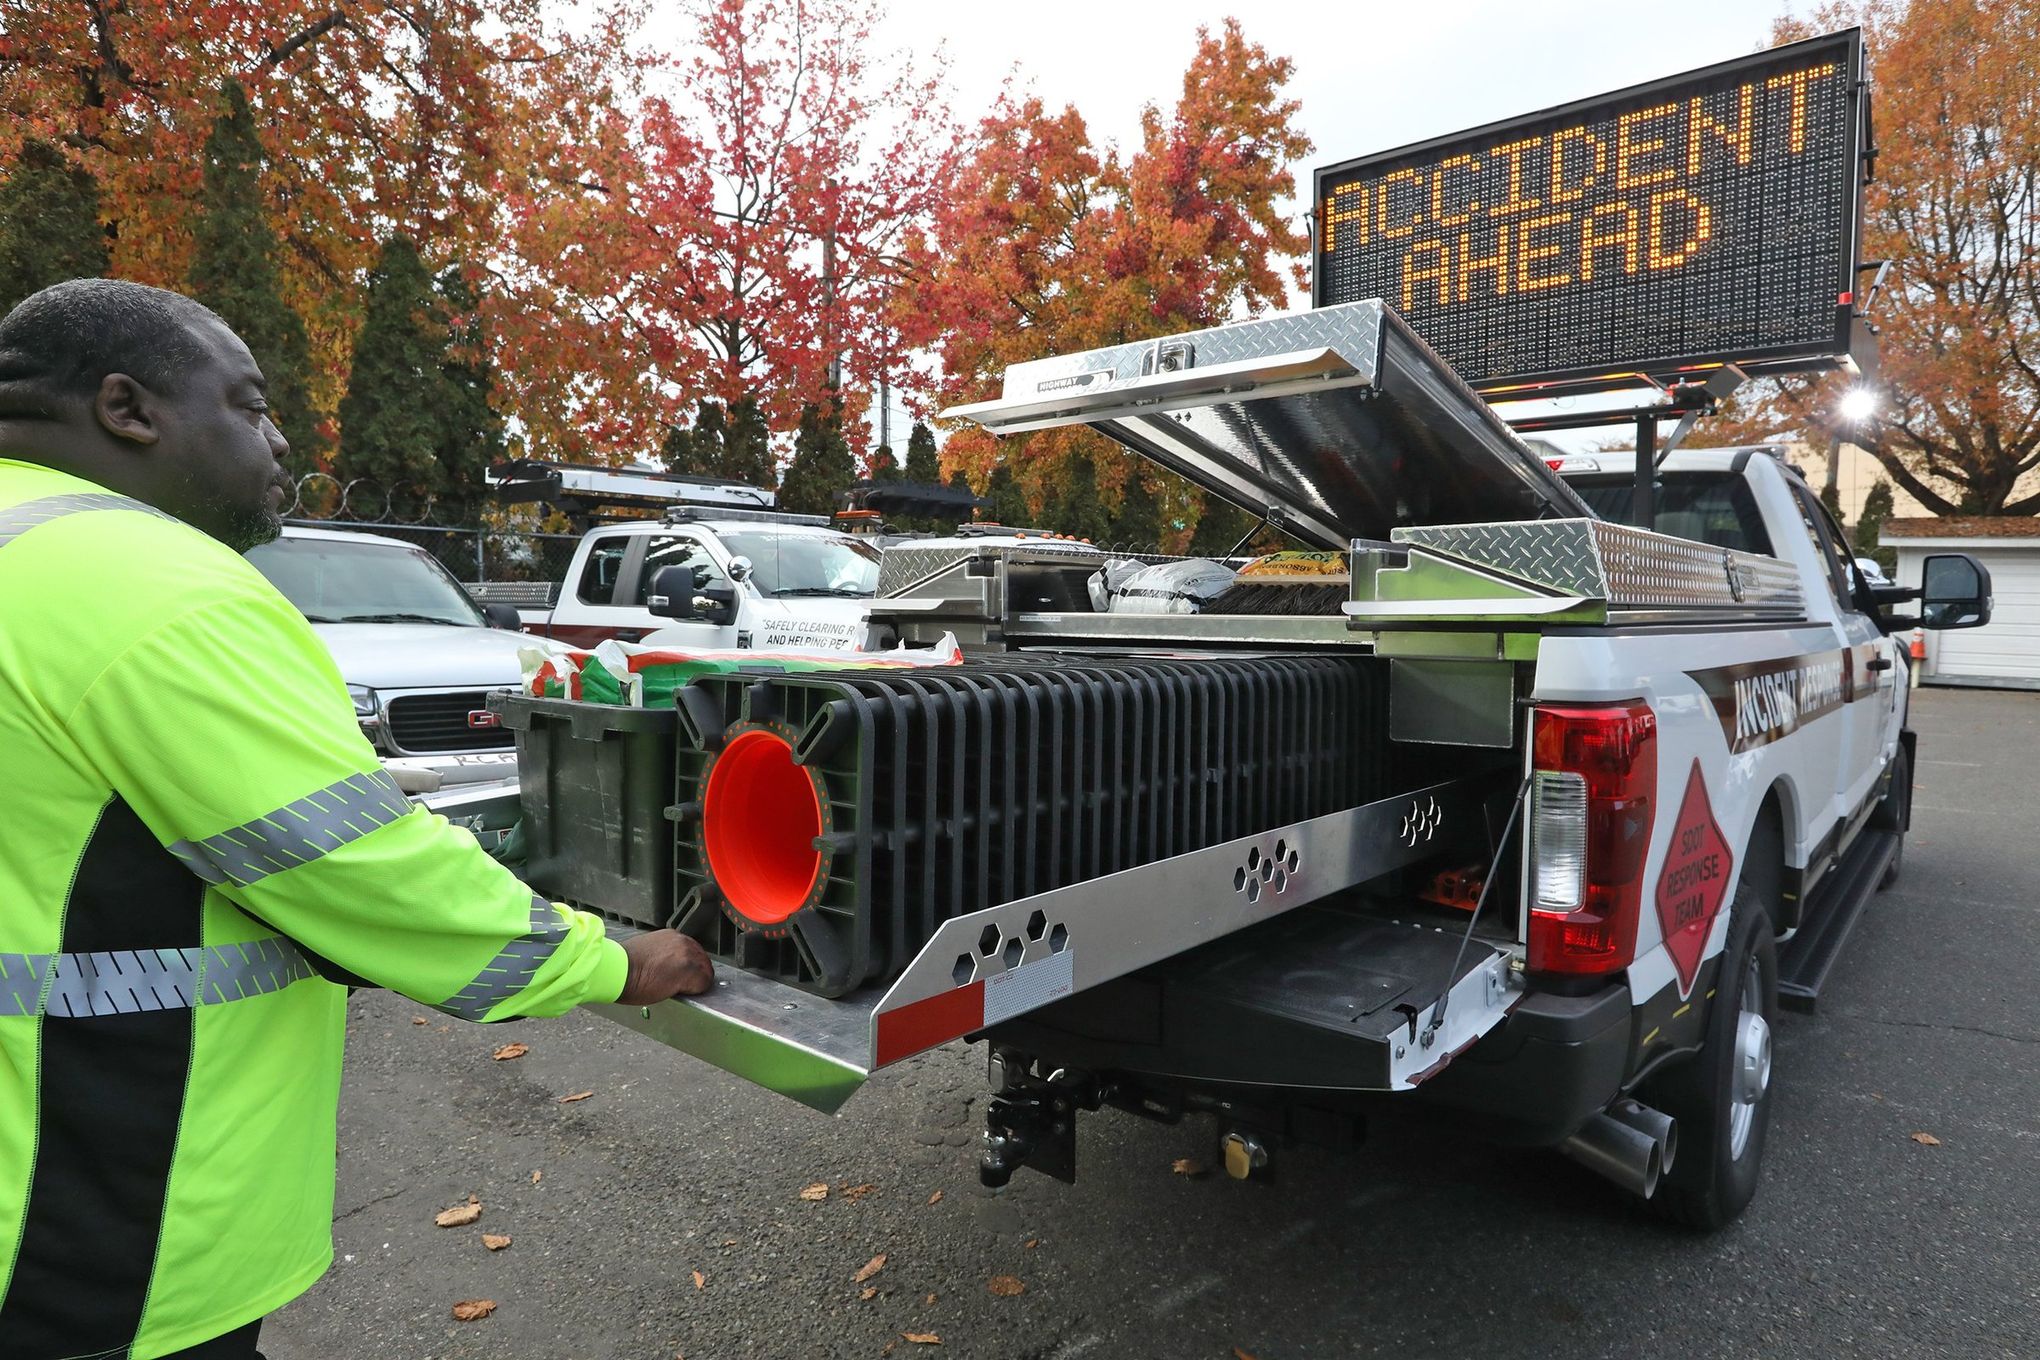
[270, 686, 2040, 1360]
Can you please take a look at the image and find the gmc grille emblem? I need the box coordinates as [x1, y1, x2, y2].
[467, 710, 501, 730]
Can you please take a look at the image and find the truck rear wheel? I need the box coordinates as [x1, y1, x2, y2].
[1643, 881, 1778, 1230]
[1872, 747, 1909, 889]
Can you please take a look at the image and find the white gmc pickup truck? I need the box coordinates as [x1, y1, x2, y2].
[539, 303, 1992, 1230]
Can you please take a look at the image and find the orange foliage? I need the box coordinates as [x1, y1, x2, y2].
[904, 20, 1311, 542]
[1717, 2, 2040, 515]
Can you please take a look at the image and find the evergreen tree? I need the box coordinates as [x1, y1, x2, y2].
[867, 444, 900, 480]
[1852, 480, 1898, 574]
[189, 81, 321, 470]
[720, 397, 777, 488]
[337, 236, 501, 517]
[777, 396, 857, 516]
[662, 400, 728, 477]
[0, 140, 109, 314]
[1035, 454, 1111, 542]
[983, 462, 1032, 527]
[903, 421, 940, 484]
[1109, 472, 1163, 550]
[434, 262, 508, 516]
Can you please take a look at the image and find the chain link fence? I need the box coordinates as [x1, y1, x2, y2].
[282, 474, 580, 585]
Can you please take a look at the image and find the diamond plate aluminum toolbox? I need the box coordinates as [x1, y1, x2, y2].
[666, 654, 1395, 997]
[942, 299, 1593, 549]
[1346, 518, 1805, 628]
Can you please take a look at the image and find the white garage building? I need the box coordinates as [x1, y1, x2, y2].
[1882, 517, 2040, 690]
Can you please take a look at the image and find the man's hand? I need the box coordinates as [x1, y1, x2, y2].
[618, 930, 715, 1004]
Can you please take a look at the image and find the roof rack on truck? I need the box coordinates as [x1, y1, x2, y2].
[486, 459, 776, 526]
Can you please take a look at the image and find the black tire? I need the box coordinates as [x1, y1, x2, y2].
[1643, 880, 1779, 1231]
[1872, 747, 1909, 889]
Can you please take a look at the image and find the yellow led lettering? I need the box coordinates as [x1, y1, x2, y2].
[1456, 226, 1510, 302]
[1377, 167, 1426, 240]
[1488, 137, 1544, 218]
[1687, 82, 1756, 176]
[1647, 188, 1713, 269]
[1514, 211, 1573, 292]
[1322, 182, 1370, 251]
[1402, 238, 1453, 310]
[1548, 127, 1605, 204]
[1766, 63, 1837, 154]
[1579, 201, 1640, 280]
[1616, 103, 1680, 188]
[1429, 154, 1482, 228]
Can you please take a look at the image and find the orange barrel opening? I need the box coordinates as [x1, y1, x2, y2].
[703, 729, 824, 925]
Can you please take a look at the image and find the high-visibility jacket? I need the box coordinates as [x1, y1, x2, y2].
[0, 459, 630, 1358]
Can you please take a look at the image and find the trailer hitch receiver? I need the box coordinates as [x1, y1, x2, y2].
[979, 1049, 1100, 1188]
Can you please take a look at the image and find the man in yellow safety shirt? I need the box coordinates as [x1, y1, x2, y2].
[0, 278, 714, 1359]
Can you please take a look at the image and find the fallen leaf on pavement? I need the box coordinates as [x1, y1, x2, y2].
[987, 1275, 1025, 1297]
[451, 1300, 496, 1322]
[839, 1182, 877, 1201]
[482, 1234, 512, 1251]
[924, 1292, 937, 1305]
[926, 1190, 943, 1205]
[434, 1197, 482, 1228]
[411, 1017, 428, 1025]
[1172, 1158, 1208, 1177]
[853, 1254, 887, 1283]
[692, 1270, 705, 1290]
[860, 1287, 878, 1301]
[798, 1182, 829, 1201]
[557, 1091, 594, 1104]
[1234, 1349, 1258, 1360]
[1024, 1239, 1038, 1249]
[902, 1334, 941, 1346]
[1911, 1131, 1942, 1146]
[531, 1170, 542, 1184]
[492, 1042, 529, 1061]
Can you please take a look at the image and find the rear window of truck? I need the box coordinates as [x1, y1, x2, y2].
[1567, 473, 1774, 557]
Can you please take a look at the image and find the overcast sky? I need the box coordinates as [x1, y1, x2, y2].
[640, 0, 1827, 449]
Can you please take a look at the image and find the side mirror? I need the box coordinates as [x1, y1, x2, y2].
[1920, 552, 1992, 630]
[647, 564, 697, 619]
[696, 580, 739, 626]
[727, 555, 754, 585]
[481, 602, 524, 632]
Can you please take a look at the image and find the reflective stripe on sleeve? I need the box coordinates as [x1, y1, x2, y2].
[0, 492, 180, 550]
[169, 769, 413, 887]
[436, 896, 571, 1021]
[0, 937, 317, 1018]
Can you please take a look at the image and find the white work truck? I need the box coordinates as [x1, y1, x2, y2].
[542, 301, 1994, 1232]
[515, 510, 886, 651]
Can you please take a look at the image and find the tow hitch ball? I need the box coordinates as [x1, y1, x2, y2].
[979, 1048, 1101, 1188]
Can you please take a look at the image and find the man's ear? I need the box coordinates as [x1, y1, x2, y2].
[95, 373, 161, 446]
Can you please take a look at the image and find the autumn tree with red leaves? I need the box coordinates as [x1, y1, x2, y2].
[1711, 1, 2040, 516]
[907, 20, 1311, 547]
[0, 0, 649, 455]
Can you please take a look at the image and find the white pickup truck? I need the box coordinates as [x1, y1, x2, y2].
[499, 509, 887, 652]
[532, 302, 1992, 1230]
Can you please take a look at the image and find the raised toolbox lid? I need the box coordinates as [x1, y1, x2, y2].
[943, 300, 1593, 549]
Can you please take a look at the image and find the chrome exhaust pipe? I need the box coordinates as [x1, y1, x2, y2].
[1559, 1099, 1676, 1199]
[1604, 1098, 1677, 1177]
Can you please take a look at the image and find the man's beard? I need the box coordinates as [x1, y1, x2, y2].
[218, 500, 284, 553]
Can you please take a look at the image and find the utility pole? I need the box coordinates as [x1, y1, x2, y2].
[878, 374, 891, 452]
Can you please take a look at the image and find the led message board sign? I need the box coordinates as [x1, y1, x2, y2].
[1312, 30, 1867, 391]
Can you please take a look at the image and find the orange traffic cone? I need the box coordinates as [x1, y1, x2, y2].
[1909, 629, 1925, 688]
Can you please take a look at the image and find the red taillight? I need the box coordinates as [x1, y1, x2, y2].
[1528, 701, 1657, 976]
